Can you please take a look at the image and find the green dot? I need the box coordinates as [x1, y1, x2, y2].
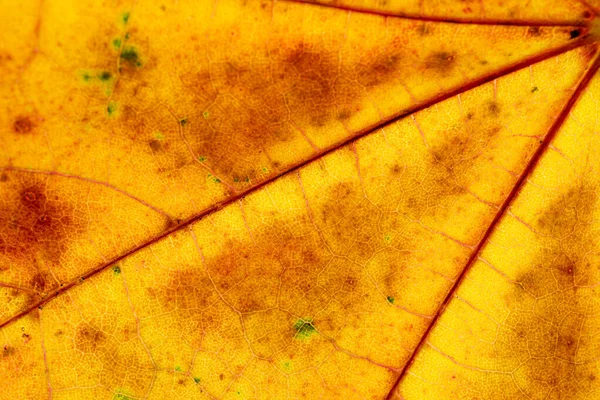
[387, 296, 395, 304]
[179, 118, 188, 126]
[202, 110, 210, 119]
[198, 156, 206, 162]
[113, 266, 121, 275]
[193, 377, 200, 384]
[98, 71, 112, 81]
[112, 38, 122, 50]
[174, 365, 181, 371]
[154, 132, 165, 140]
[293, 318, 316, 339]
[120, 46, 141, 67]
[107, 101, 118, 116]
[121, 12, 130, 24]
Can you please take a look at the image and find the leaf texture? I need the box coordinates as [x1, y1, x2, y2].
[1, 0, 600, 399]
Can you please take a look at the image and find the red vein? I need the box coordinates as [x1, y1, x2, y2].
[0, 40, 592, 330]
[282, 0, 590, 26]
[577, 0, 600, 15]
[385, 47, 600, 400]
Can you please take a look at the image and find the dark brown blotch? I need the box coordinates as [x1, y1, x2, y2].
[0, 177, 81, 293]
[13, 116, 35, 134]
[148, 139, 163, 152]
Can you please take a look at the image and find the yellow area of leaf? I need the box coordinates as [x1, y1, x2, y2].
[1, 0, 600, 399]
[1, 0, 584, 323]
[395, 69, 600, 400]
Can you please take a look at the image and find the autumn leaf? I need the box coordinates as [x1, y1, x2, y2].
[1, 0, 600, 399]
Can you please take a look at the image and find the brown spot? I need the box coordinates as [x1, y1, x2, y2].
[487, 101, 500, 116]
[0, 173, 8, 182]
[112, 32, 411, 185]
[417, 24, 431, 36]
[528, 27, 541, 36]
[337, 109, 351, 120]
[391, 164, 403, 175]
[2, 345, 15, 357]
[149, 139, 163, 152]
[425, 51, 456, 75]
[30, 272, 47, 293]
[13, 116, 35, 134]
[0, 174, 85, 294]
[75, 324, 107, 353]
[357, 54, 401, 87]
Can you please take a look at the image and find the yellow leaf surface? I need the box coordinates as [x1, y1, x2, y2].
[1, 0, 599, 399]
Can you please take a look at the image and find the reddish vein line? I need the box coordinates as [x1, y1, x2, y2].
[0, 40, 591, 330]
[578, 0, 600, 15]
[281, 0, 592, 26]
[385, 48, 600, 400]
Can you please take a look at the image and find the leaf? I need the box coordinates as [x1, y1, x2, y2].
[0, 0, 599, 399]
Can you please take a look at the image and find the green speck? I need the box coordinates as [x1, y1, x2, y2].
[293, 318, 316, 339]
[179, 118, 188, 126]
[531, 86, 539, 93]
[112, 38, 122, 49]
[384, 234, 391, 242]
[154, 132, 165, 140]
[81, 72, 92, 82]
[198, 155, 206, 162]
[233, 177, 239, 183]
[113, 266, 121, 275]
[175, 365, 181, 372]
[387, 296, 395, 304]
[98, 71, 112, 81]
[121, 12, 130, 24]
[244, 177, 250, 183]
[113, 393, 133, 400]
[120, 46, 141, 67]
[280, 360, 292, 371]
[193, 377, 200, 384]
[107, 101, 118, 116]
[124, 32, 130, 40]
[202, 110, 210, 119]
[214, 177, 221, 183]
[261, 167, 268, 173]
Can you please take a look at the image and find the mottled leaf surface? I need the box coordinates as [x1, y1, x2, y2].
[1, 0, 600, 399]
